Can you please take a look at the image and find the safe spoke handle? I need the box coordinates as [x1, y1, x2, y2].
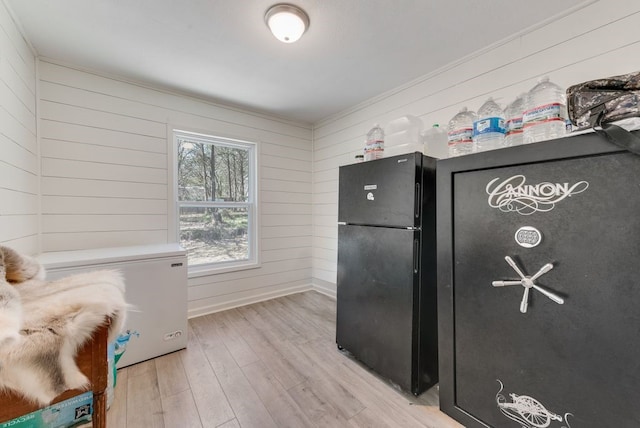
[505, 256, 527, 279]
[520, 287, 530, 313]
[532, 284, 564, 305]
[492, 280, 522, 287]
[531, 263, 554, 281]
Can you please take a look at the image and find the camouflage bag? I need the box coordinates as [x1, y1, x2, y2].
[567, 71, 640, 154]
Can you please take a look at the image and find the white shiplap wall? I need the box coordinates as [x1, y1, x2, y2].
[311, 0, 640, 295]
[0, 2, 37, 254]
[38, 60, 313, 316]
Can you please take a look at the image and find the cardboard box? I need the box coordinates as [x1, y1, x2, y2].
[1, 392, 93, 428]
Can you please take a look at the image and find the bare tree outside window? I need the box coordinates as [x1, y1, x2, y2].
[175, 131, 256, 269]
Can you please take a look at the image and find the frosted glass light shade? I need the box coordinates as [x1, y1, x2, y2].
[265, 4, 309, 43]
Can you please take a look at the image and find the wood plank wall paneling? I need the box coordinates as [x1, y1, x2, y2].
[0, 2, 38, 254]
[310, 0, 640, 294]
[37, 60, 313, 316]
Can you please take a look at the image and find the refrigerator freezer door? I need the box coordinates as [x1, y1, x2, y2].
[437, 134, 640, 427]
[338, 153, 423, 228]
[336, 224, 420, 393]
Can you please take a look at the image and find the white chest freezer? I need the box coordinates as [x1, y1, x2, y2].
[37, 243, 188, 368]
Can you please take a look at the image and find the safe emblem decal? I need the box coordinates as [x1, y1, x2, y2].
[496, 380, 573, 428]
[486, 175, 589, 215]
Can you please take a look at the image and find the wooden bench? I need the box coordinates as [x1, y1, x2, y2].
[0, 320, 110, 428]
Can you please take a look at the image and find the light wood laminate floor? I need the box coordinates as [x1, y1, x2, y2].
[107, 291, 462, 428]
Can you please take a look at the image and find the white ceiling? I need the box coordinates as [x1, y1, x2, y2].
[7, 0, 588, 124]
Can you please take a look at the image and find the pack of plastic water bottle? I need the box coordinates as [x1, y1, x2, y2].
[445, 76, 569, 156]
[522, 77, 569, 144]
[364, 123, 385, 161]
[473, 97, 506, 152]
[447, 107, 476, 157]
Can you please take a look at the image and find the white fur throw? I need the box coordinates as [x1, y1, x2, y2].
[0, 246, 127, 406]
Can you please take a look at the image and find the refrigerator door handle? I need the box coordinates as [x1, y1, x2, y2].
[413, 238, 420, 274]
[414, 183, 421, 219]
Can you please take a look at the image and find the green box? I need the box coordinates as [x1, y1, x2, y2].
[1, 391, 93, 428]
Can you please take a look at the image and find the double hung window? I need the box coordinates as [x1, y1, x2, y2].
[174, 130, 257, 273]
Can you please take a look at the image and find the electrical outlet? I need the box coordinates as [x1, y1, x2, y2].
[163, 330, 183, 341]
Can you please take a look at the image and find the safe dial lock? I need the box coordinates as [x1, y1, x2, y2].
[492, 256, 564, 313]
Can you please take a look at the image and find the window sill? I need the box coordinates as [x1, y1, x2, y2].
[187, 260, 261, 278]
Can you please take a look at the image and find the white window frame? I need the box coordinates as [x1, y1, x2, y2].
[173, 129, 259, 277]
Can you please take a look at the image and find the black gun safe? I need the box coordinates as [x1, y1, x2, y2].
[436, 131, 640, 428]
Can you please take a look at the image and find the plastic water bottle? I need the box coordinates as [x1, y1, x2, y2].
[523, 77, 568, 144]
[364, 123, 384, 161]
[422, 124, 448, 159]
[473, 98, 506, 152]
[447, 107, 476, 157]
[504, 93, 526, 147]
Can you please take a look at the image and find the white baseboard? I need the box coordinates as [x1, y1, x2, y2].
[188, 283, 313, 318]
[312, 279, 336, 299]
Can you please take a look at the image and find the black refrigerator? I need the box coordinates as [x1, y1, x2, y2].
[336, 152, 438, 396]
[437, 131, 640, 427]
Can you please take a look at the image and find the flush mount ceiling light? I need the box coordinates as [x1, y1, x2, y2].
[265, 4, 309, 43]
